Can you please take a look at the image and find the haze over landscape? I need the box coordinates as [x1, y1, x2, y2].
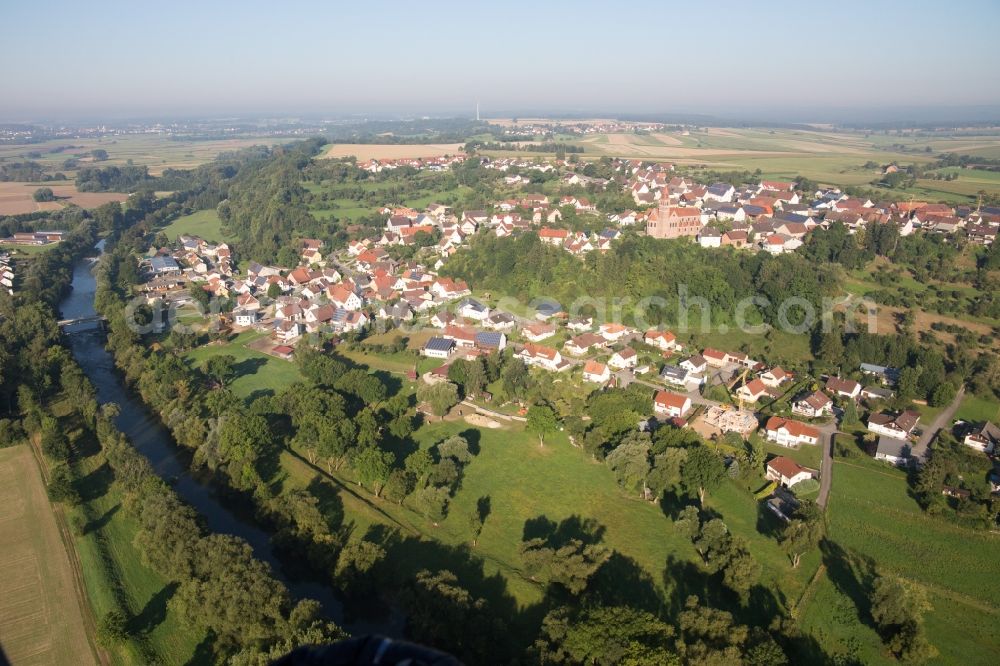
[2, 0, 1000, 122]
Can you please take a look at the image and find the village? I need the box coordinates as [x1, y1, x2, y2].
[137, 151, 1000, 522]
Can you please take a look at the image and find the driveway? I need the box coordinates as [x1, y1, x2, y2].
[912, 386, 965, 461]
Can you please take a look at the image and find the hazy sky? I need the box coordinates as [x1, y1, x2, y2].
[2, 0, 999, 122]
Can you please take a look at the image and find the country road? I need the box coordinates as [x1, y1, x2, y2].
[912, 386, 965, 460]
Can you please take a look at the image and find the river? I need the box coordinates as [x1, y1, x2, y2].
[59, 244, 397, 634]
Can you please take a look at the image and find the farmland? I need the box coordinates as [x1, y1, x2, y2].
[0, 182, 127, 215]
[0, 135, 286, 177]
[319, 143, 465, 161]
[483, 125, 1000, 199]
[0, 445, 96, 666]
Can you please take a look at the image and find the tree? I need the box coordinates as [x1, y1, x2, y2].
[534, 605, 679, 665]
[47, 464, 79, 504]
[33, 187, 55, 202]
[468, 495, 492, 547]
[414, 485, 450, 525]
[267, 282, 281, 299]
[929, 381, 956, 407]
[217, 412, 273, 490]
[352, 447, 394, 497]
[606, 434, 652, 497]
[780, 500, 825, 568]
[682, 446, 726, 506]
[96, 609, 130, 646]
[334, 539, 386, 596]
[437, 435, 472, 464]
[416, 381, 459, 417]
[526, 403, 558, 447]
[519, 537, 609, 595]
[870, 574, 937, 663]
[203, 354, 237, 388]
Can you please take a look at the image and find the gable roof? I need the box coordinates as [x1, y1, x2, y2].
[765, 416, 820, 440]
[767, 455, 809, 479]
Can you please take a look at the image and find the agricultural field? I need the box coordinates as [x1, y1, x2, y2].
[0, 181, 127, 215]
[319, 143, 465, 161]
[0, 135, 286, 177]
[483, 125, 1000, 198]
[0, 445, 96, 666]
[159, 208, 234, 243]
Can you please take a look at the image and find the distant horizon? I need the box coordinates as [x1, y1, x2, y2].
[4, 104, 1000, 128]
[2, 0, 998, 124]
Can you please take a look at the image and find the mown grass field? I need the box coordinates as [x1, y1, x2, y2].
[0, 445, 97, 666]
[183, 330, 302, 399]
[160, 209, 235, 243]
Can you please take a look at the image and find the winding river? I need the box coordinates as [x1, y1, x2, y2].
[59, 244, 397, 635]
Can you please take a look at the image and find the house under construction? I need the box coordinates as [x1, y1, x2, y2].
[703, 405, 757, 436]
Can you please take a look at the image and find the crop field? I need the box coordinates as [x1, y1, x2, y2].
[482, 126, 1000, 197]
[0, 445, 96, 666]
[0, 135, 286, 177]
[319, 143, 465, 161]
[0, 182, 127, 215]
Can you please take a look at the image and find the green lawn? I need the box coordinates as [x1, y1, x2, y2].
[955, 393, 1000, 423]
[160, 209, 235, 243]
[183, 331, 302, 399]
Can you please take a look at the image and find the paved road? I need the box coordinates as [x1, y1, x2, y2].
[912, 385, 965, 461]
[816, 423, 839, 509]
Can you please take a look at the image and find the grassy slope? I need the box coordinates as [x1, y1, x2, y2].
[160, 209, 236, 243]
[803, 458, 1000, 664]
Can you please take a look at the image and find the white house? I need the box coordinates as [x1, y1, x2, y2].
[233, 308, 259, 327]
[582, 360, 611, 384]
[764, 417, 820, 447]
[867, 411, 920, 440]
[517, 343, 567, 372]
[423, 337, 456, 359]
[456, 297, 490, 321]
[653, 390, 691, 418]
[963, 422, 999, 454]
[826, 377, 861, 400]
[608, 348, 638, 370]
[792, 390, 833, 418]
[644, 329, 678, 352]
[766, 456, 815, 487]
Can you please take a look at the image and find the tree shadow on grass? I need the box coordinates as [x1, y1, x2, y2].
[127, 582, 178, 638]
[76, 460, 114, 502]
[457, 428, 481, 456]
[588, 550, 664, 614]
[232, 357, 267, 379]
[83, 502, 120, 535]
[188, 629, 216, 665]
[306, 475, 346, 533]
[522, 514, 606, 547]
[821, 538, 877, 631]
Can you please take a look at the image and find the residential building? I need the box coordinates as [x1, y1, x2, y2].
[963, 421, 1000, 454]
[867, 411, 920, 440]
[792, 390, 833, 418]
[654, 390, 692, 418]
[764, 417, 820, 447]
[766, 456, 815, 487]
[582, 360, 611, 384]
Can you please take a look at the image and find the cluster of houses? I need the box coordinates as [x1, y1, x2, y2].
[0, 252, 13, 294]
[358, 154, 466, 174]
[1, 230, 65, 246]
